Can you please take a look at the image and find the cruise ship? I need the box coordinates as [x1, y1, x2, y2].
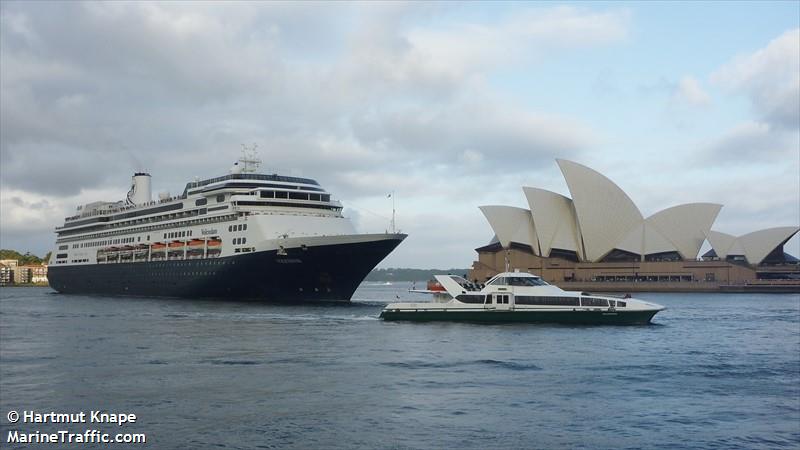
[48, 154, 406, 301]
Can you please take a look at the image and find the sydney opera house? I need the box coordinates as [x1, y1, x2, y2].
[470, 159, 800, 292]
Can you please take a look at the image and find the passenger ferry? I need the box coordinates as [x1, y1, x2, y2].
[48, 153, 406, 301]
[381, 271, 664, 324]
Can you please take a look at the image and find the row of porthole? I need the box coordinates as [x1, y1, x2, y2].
[233, 237, 247, 245]
[228, 224, 247, 232]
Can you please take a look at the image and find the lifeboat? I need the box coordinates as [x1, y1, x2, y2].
[151, 242, 166, 252]
[168, 241, 185, 248]
[427, 279, 446, 292]
[207, 239, 222, 247]
[188, 239, 205, 247]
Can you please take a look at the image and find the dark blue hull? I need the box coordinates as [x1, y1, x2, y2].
[48, 237, 404, 302]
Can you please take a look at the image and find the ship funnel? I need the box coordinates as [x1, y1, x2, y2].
[127, 172, 152, 205]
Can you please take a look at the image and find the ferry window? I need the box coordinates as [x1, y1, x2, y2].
[488, 277, 506, 286]
[228, 225, 232, 232]
[243, 224, 247, 231]
[310, 193, 321, 201]
[216, 194, 225, 203]
[242, 237, 246, 244]
[506, 276, 547, 286]
[195, 198, 208, 206]
[582, 297, 609, 307]
[456, 294, 485, 304]
[275, 191, 288, 199]
[321, 194, 330, 202]
[260, 191, 274, 198]
[289, 192, 308, 200]
[617, 301, 627, 307]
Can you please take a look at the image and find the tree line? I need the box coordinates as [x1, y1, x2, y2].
[0, 249, 50, 265]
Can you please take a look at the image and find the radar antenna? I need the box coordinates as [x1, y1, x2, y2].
[238, 143, 262, 173]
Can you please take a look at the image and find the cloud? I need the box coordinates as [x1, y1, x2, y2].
[0, 2, 631, 264]
[711, 28, 800, 130]
[672, 76, 712, 107]
[696, 120, 799, 164]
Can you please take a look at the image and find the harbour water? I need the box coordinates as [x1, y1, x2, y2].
[1, 284, 798, 449]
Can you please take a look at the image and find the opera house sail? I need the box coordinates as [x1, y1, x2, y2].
[472, 159, 799, 293]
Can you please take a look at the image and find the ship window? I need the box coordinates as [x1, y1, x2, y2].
[195, 198, 208, 206]
[455, 294, 485, 304]
[242, 237, 246, 244]
[581, 297, 609, 307]
[260, 191, 275, 199]
[321, 194, 330, 202]
[289, 192, 308, 200]
[216, 194, 225, 203]
[488, 277, 506, 285]
[515, 296, 580, 306]
[506, 276, 548, 286]
[243, 224, 247, 231]
[309, 193, 321, 201]
[275, 191, 288, 199]
[617, 301, 627, 307]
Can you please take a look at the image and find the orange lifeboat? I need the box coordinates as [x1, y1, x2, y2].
[151, 242, 166, 251]
[168, 241, 185, 248]
[427, 279, 446, 292]
[207, 239, 222, 247]
[188, 239, 205, 247]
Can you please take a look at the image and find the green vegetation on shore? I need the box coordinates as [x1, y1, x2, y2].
[365, 268, 470, 282]
[0, 249, 50, 265]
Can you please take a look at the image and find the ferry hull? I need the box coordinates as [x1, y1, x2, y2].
[48, 236, 404, 302]
[379, 308, 660, 325]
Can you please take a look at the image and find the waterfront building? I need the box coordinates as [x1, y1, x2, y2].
[470, 160, 800, 292]
[18, 265, 48, 284]
[0, 263, 13, 285]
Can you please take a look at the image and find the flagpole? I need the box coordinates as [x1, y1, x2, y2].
[391, 191, 396, 234]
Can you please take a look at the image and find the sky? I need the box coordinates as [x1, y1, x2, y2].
[1, 1, 798, 268]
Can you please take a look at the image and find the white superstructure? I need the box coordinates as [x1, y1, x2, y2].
[51, 158, 366, 267]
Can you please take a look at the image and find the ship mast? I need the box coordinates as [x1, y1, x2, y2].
[239, 144, 262, 173]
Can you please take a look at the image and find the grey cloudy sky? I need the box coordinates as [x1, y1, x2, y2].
[1, 2, 798, 267]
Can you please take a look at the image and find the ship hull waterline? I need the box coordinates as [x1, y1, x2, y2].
[379, 308, 660, 325]
[48, 236, 404, 302]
